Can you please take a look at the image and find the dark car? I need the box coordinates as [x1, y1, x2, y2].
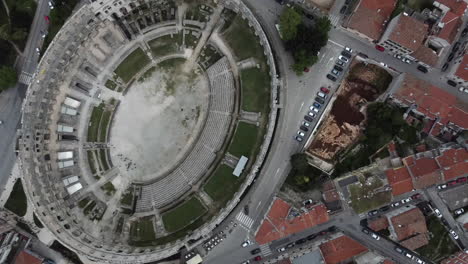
[447, 79, 457, 87]
[305, 13, 314, 20]
[254, 256, 262, 261]
[453, 42, 461, 52]
[336, 60, 345, 66]
[362, 228, 370, 234]
[250, 248, 261, 255]
[417, 65, 428, 73]
[307, 234, 317, 240]
[313, 102, 321, 108]
[442, 63, 449, 72]
[411, 193, 422, 200]
[448, 53, 455, 62]
[341, 51, 352, 58]
[326, 74, 337, 82]
[286, 242, 295, 248]
[304, 115, 313, 122]
[334, 65, 344, 72]
[379, 205, 390, 212]
[448, 180, 457, 186]
[358, 52, 368, 58]
[295, 238, 307, 244]
[300, 125, 309, 132]
[462, 27, 468, 37]
[340, 5, 347, 14]
[368, 210, 378, 217]
[315, 97, 325, 105]
[456, 177, 467, 183]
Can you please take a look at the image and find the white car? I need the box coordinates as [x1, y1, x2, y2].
[459, 87, 468, 93]
[402, 58, 412, 64]
[415, 257, 425, 264]
[0, 120, 3, 125]
[48, 1, 54, 9]
[401, 197, 411, 204]
[241, 240, 252, 247]
[438, 184, 447, 190]
[317, 92, 327, 98]
[391, 201, 400, 207]
[338, 55, 349, 63]
[345, 47, 353, 53]
[450, 230, 459, 240]
[309, 106, 319, 113]
[277, 247, 286, 252]
[371, 233, 380, 240]
[455, 208, 465, 215]
[302, 121, 310, 127]
[405, 252, 414, 259]
[297, 131, 305, 137]
[307, 112, 316, 118]
[434, 208, 442, 218]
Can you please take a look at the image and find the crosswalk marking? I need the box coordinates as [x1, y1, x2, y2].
[18, 71, 33, 85]
[329, 15, 340, 26]
[260, 244, 272, 256]
[236, 212, 254, 229]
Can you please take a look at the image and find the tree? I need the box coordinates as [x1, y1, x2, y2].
[0, 65, 17, 91]
[290, 153, 309, 173]
[279, 7, 302, 41]
[0, 24, 26, 55]
[292, 49, 318, 75]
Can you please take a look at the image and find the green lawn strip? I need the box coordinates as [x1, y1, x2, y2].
[185, 31, 200, 47]
[223, 16, 265, 61]
[240, 67, 270, 113]
[348, 177, 392, 214]
[4, 179, 27, 217]
[105, 80, 117, 90]
[120, 188, 134, 206]
[416, 216, 459, 262]
[129, 217, 156, 243]
[99, 110, 112, 142]
[114, 48, 150, 83]
[87, 104, 104, 142]
[78, 197, 90, 208]
[148, 34, 181, 57]
[100, 182, 116, 196]
[162, 196, 207, 233]
[98, 149, 110, 171]
[87, 151, 97, 175]
[203, 164, 243, 206]
[83, 200, 96, 215]
[228, 122, 259, 157]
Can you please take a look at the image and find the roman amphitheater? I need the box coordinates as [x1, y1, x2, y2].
[17, 0, 278, 262]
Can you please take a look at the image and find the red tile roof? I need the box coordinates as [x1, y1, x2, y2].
[255, 198, 330, 244]
[368, 217, 389, 231]
[400, 233, 430, 250]
[388, 15, 428, 51]
[347, 0, 397, 40]
[436, 148, 468, 180]
[455, 54, 468, 82]
[412, 45, 439, 67]
[437, 0, 468, 16]
[441, 251, 468, 264]
[319, 236, 368, 264]
[437, 11, 462, 44]
[14, 250, 43, 264]
[386, 167, 414, 195]
[403, 156, 442, 188]
[390, 208, 428, 249]
[383, 260, 396, 264]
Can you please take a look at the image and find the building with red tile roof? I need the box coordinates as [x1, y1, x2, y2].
[368, 217, 389, 231]
[389, 207, 429, 250]
[441, 251, 468, 264]
[436, 0, 468, 16]
[14, 250, 43, 264]
[453, 54, 468, 84]
[404, 155, 443, 189]
[412, 45, 439, 67]
[380, 14, 429, 55]
[319, 236, 368, 264]
[346, 0, 397, 42]
[255, 198, 330, 245]
[436, 147, 468, 180]
[386, 166, 414, 195]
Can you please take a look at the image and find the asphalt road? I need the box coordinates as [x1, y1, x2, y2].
[203, 0, 468, 263]
[0, 0, 50, 192]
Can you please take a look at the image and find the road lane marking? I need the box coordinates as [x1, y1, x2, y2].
[328, 39, 344, 48]
[298, 102, 304, 112]
[256, 201, 262, 210]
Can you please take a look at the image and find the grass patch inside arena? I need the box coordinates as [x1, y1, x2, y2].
[149, 33, 182, 57]
[4, 179, 27, 217]
[203, 164, 243, 206]
[240, 67, 270, 113]
[105, 79, 117, 90]
[114, 48, 150, 83]
[87, 104, 104, 142]
[228, 122, 259, 157]
[223, 16, 265, 61]
[162, 196, 206, 233]
[129, 217, 156, 243]
[99, 111, 112, 142]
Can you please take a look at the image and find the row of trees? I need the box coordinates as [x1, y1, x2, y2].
[279, 7, 331, 75]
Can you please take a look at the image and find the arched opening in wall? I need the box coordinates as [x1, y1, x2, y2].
[64, 224, 70, 229]
[129, 2, 137, 14]
[84, 66, 97, 77]
[120, 7, 128, 16]
[137, 18, 146, 30]
[138, 0, 147, 10]
[111, 13, 119, 20]
[75, 83, 90, 93]
[87, 19, 94, 25]
[95, 12, 102, 20]
[145, 15, 153, 25]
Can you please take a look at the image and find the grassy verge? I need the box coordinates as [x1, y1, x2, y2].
[416, 216, 459, 262]
[120, 187, 134, 206]
[83, 200, 96, 215]
[105, 79, 117, 90]
[100, 182, 116, 196]
[87, 151, 97, 175]
[149, 33, 182, 57]
[87, 104, 104, 142]
[4, 179, 27, 217]
[185, 31, 200, 48]
[228, 122, 259, 157]
[129, 217, 156, 243]
[162, 196, 206, 233]
[114, 48, 150, 83]
[78, 197, 90, 208]
[223, 16, 265, 61]
[98, 149, 109, 172]
[240, 67, 270, 113]
[349, 177, 392, 213]
[99, 111, 111, 142]
[203, 164, 243, 207]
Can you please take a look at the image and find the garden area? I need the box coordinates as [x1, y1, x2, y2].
[129, 217, 156, 244]
[416, 216, 459, 262]
[148, 33, 182, 57]
[348, 176, 392, 213]
[4, 179, 27, 216]
[284, 153, 324, 192]
[100, 182, 116, 196]
[114, 48, 150, 83]
[228, 122, 259, 157]
[240, 67, 270, 114]
[203, 164, 243, 207]
[161, 196, 207, 233]
[87, 103, 114, 143]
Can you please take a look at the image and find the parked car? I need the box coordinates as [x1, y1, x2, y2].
[362, 228, 370, 234]
[341, 50, 352, 58]
[371, 233, 380, 240]
[367, 210, 378, 216]
[304, 115, 313, 122]
[375, 45, 385, 52]
[286, 242, 295, 248]
[434, 208, 442, 218]
[320, 87, 330, 94]
[447, 79, 457, 87]
[405, 253, 414, 260]
[394, 53, 402, 60]
[242, 240, 252, 248]
[307, 234, 317, 240]
[391, 201, 401, 207]
[302, 121, 310, 127]
[309, 106, 319, 113]
[417, 65, 428, 73]
[415, 257, 425, 264]
[411, 193, 422, 200]
[338, 55, 349, 63]
[313, 102, 321, 108]
[334, 65, 343, 72]
[340, 5, 347, 14]
[448, 180, 458, 186]
[277, 247, 286, 252]
[437, 184, 447, 190]
[331, 69, 341, 76]
[345, 47, 353, 53]
[455, 208, 465, 215]
[456, 177, 467, 183]
[448, 53, 455, 62]
[253, 256, 262, 261]
[44, 16, 50, 23]
[299, 126, 309, 132]
[297, 131, 305, 137]
[303, 67, 310, 72]
[450, 230, 459, 240]
[326, 74, 337, 82]
[336, 60, 345, 67]
[459, 87, 468, 93]
[317, 92, 327, 98]
[307, 111, 316, 118]
[401, 197, 411, 204]
[379, 205, 390, 212]
[295, 238, 307, 244]
[453, 42, 461, 51]
[295, 136, 303, 142]
[462, 27, 468, 37]
[395, 247, 404, 254]
[442, 63, 449, 72]
[315, 97, 325, 105]
[250, 248, 261, 255]
[241, 261, 250, 264]
[403, 58, 411, 64]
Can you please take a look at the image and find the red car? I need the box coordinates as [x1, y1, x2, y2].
[411, 193, 422, 200]
[448, 180, 457, 186]
[254, 256, 262, 261]
[456, 177, 467, 183]
[320, 87, 330, 94]
[303, 67, 310, 72]
[375, 45, 385, 52]
[44, 16, 50, 23]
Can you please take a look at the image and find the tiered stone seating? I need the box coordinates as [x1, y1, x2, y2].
[198, 112, 230, 151]
[206, 57, 234, 113]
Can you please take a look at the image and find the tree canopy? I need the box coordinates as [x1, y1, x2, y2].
[0, 65, 17, 91]
[285, 153, 323, 192]
[279, 7, 302, 41]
